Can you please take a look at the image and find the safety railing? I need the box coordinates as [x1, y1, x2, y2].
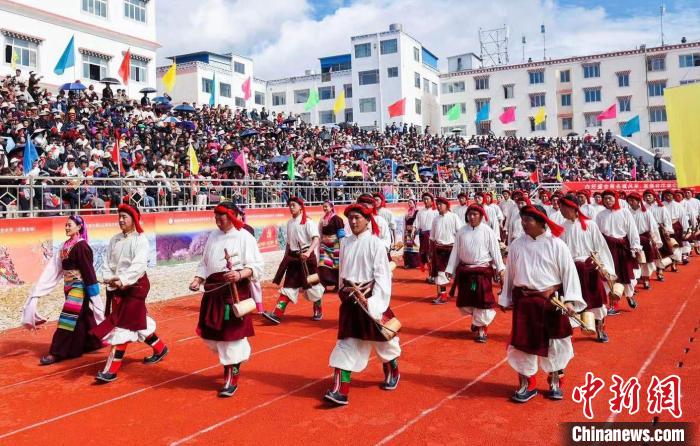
[0, 176, 558, 218]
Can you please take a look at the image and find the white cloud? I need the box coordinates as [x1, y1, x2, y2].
[156, 0, 700, 80]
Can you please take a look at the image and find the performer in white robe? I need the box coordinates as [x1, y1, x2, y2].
[92, 203, 168, 383]
[506, 190, 530, 245]
[189, 202, 264, 397]
[453, 192, 469, 224]
[576, 190, 600, 221]
[498, 190, 518, 224]
[559, 195, 615, 343]
[415, 193, 439, 279]
[627, 193, 662, 290]
[445, 204, 505, 342]
[429, 197, 464, 304]
[662, 190, 689, 266]
[500, 204, 585, 403]
[325, 204, 401, 406]
[265, 197, 325, 324]
[644, 189, 674, 279]
[483, 192, 505, 242]
[374, 192, 397, 245]
[595, 191, 642, 313]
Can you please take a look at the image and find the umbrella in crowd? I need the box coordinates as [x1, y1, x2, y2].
[162, 116, 181, 124]
[99, 77, 120, 85]
[173, 104, 196, 113]
[60, 81, 86, 91]
[240, 129, 258, 138]
[153, 96, 170, 104]
[139, 87, 157, 94]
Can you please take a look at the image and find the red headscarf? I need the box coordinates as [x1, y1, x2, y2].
[512, 190, 531, 206]
[435, 196, 450, 210]
[644, 189, 662, 207]
[483, 192, 493, 204]
[422, 192, 436, 210]
[214, 203, 245, 230]
[559, 196, 590, 230]
[626, 192, 646, 212]
[466, 203, 488, 222]
[520, 205, 564, 237]
[372, 192, 386, 208]
[357, 193, 378, 215]
[673, 190, 683, 203]
[117, 203, 143, 233]
[344, 204, 379, 236]
[287, 196, 307, 224]
[601, 190, 621, 210]
[576, 189, 591, 204]
[662, 189, 674, 203]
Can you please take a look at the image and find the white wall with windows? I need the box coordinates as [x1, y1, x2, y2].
[0, 0, 158, 96]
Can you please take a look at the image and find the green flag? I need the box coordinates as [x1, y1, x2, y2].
[287, 155, 295, 181]
[304, 88, 319, 111]
[446, 104, 461, 121]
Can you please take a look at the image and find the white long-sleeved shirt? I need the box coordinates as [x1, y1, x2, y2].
[452, 204, 468, 224]
[100, 231, 150, 290]
[339, 229, 392, 320]
[499, 199, 517, 222]
[499, 232, 585, 311]
[580, 203, 600, 220]
[595, 208, 642, 250]
[484, 204, 504, 240]
[378, 208, 396, 230]
[196, 227, 264, 281]
[560, 218, 616, 278]
[507, 212, 523, 244]
[629, 208, 661, 245]
[683, 198, 699, 227]
[374, 214, 392, 251]
[663, 200, 689, 230]
[430, 211, 464, 245]
[445, 223, 505, 275]
[415, 208, 439, 232]
[286, 215, 319, 251]
[649, 203, 673, 233]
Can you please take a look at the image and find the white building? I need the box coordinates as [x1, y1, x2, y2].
[0, 0, 159, 96]
[440, 40, 700, 157]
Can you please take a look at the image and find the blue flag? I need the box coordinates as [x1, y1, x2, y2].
[54, 35, 75, 75]
[620, 115, 640, 137]
[327, 158, 335, 179]
[209, 72, 216, 106]
[606, 164, 613, 180]
[2, 136, 15, 153]
[23, 138, 38, 175]
[475, 102, 490, 123]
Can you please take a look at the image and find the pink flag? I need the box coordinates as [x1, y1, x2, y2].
[631, 164, 637, 180]
[499, 106, 516, 124]
[596, 104, 617, 121]
[235, 152, 248, 177]
[360, 160, 368, 179]
[241, 76, 251, 101]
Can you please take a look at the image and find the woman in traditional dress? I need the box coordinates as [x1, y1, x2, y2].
[22, 216, 104, 365]
[403, 199, 422, 269]
[318, 201, 345, 290]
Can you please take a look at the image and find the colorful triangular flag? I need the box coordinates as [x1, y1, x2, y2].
[54, 35, 75, 75]
[499, 106, 516, 124]
[118, 48, 131, 85]
[596, 103, 617, 121]
[388, 98, 406, 118]
[304, 88, 319, 111]
[162, 61, 177, 92]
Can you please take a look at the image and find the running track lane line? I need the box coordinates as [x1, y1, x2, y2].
[374, 358, 508, 446]
[168, 315, 470, 446]
[0, 294, 431, 439]
[605, 278, 699, 423]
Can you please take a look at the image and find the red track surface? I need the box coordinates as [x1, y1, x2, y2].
[0, 261, 698, 445]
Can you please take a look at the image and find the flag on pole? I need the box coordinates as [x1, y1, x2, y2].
[54, 35, 75, 75]
[534, 107, 546, 125]
[118, 48, 131, 85]
[387, 98, 406, 118]
[112, 130, 124, 175]
[10, 50, 19, 70]
[459, 165, 468, 182]
[475, 102, 490, 123]
[360, 160, 368, 180]
[333, 91, 346, 116]
[412, 163, 420, 182]
[328, 158, 335, 179]
[530, 169, 539, 184]
[665, 82, 700, 187]
[631, 164, 637, 180]
[304, 88, 319, 111]
[499, 106, 516, 124]
[556, 164, 563, 182]
[620, 115, 640, 136]
[235, 151, 248, 177]
[22, 138, 38, 175]
[596, 103, 617, 121]
[287, 155, 295, 181]
[188, 144, 199, 175]
[209, 72, 217, 106]
[446, 104, 461, 121]
[242, 76, 251, 101]
[162, 61, 177, 92]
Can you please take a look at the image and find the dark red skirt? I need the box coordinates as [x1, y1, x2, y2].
[91, 274, 150, 339]
[603, 235, 635, 285]
[453, 265, 495, 309]
[337, 287, 395, 342]
[318, 267, 339, 287]
[429, 244, 453, 277]
[672, 221, 684, 246]
[197, 272, 254, 342]
[418, 231, 431, 263]
[659, 225, 674, 257]
[403, 251, 422, 269]
[575, 259, 608, 310]
[510, 286, 572, 357]
[276, 252, 319, 290]
[639, 231, 661, 262]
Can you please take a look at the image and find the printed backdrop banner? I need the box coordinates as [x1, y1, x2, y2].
[561, 180, 684, 193]
[0, 203, 408, 287]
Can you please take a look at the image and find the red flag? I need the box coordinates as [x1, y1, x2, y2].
[530, 169, 539, 184]
[387, 98, 406, 118]
[235, 152, 248, 177]
[499, 106, 516, 124]
[596, 103, 617, 121]
[242, 76, 251, 101]
[112, 130, 124, 174]
[118, 49, 131, 85]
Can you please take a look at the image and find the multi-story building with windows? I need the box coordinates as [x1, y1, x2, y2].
[0, 0, 158, 96]
[439, 40, 700, 156]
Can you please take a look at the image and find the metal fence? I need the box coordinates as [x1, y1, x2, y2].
[0, 176, 558, 218]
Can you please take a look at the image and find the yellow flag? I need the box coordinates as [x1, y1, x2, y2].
[333, 91, 346, 115]
[534, 107, 546, 125]
[459, 165, 468, 182]
[10, 50, 18, 70]
[162, 62, 177, 92]
[412, 163, 420, 182]
[188, 144, 199, 175]
[665, 82, 700, 187]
